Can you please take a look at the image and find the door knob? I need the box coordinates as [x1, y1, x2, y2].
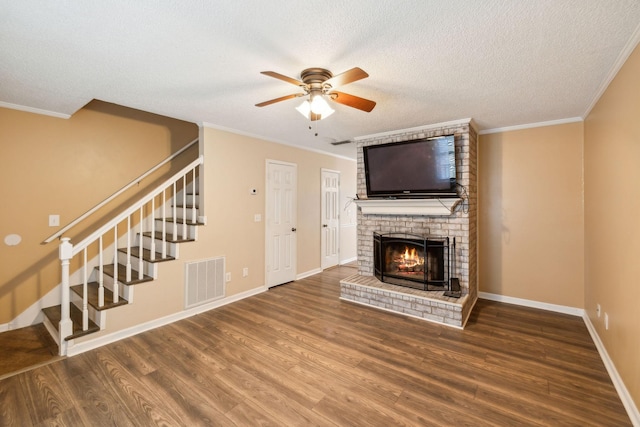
[291, 227, 297, 232]
[322, 224, 328, 228]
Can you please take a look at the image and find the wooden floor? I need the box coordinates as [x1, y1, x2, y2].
[0, 323, 60, 379]
[0, 265, 631, 426]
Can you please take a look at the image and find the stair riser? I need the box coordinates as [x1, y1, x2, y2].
[169, 206, 200, 222]
[115, 253, 158, 278]
[152, 220, 198, 240]
[176, 193, 198, 206]
[42, 316, 61, 346]
[100, 275, 135, 303]
[70, 293, 107, 329]
[140, 235, 180, 257]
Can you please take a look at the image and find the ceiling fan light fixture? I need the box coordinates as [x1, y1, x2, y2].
[296, 100, 311, 117]
[296, 96, 334, 120]
[258, 67, 374, 120]
[310, 94, 332, 115]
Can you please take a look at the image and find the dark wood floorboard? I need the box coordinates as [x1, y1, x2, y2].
[0, 264, 632, 426]
[0, 323, 60, 379]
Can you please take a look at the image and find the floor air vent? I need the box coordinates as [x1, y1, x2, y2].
[185, 257, 225, 308]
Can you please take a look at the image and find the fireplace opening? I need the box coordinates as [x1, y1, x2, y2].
[374, 232, 449, 291]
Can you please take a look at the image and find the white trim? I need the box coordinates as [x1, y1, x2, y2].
[340, 256, 357, 265]
[297, 268, 322, 280]
[200, 122, 356, 162]
[354, 118, 474, 141]
[478, 117, 583, 135]
[0, 101, 72, 119]
[0, 323, 9, 333]
[583, 315, 640, 426]
[354, 198, 462, 216]
[583, 24, 640, 119]
[480, 291, 639, 425]
[66, 286, 266, 357]
[478, 292, 584, 316]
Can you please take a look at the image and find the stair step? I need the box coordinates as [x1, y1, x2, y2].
[42, 304, 100, 341]
[70, 282, 128, 311]
[118, 246, 175, 263]
[102, 264, 154, 285]
[162, 217, 205, 226]
[143, 231, 194, 243]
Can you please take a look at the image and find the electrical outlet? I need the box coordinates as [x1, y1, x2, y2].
[596, 304, 601, 318]
[225, 272, 231, 282]
[242, 267, 249, 277]
[604, 312, 609, 330]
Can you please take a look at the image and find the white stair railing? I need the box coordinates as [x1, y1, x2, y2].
[55, 155, 202, 355]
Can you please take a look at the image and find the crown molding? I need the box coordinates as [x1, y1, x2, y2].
[478, 117, 583, 135]
[0, 101, 71, 119]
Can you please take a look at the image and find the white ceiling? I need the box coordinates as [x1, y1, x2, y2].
[2, 1, 640, 159]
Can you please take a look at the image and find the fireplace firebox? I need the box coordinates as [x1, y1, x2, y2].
[374, 232, 450, 291]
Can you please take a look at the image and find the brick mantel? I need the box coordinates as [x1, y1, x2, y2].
[341, 119, 478, 328]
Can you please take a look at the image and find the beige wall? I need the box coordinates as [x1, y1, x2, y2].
[68, 125, 357, 342]
[584, 44, 640, 407]
[0, 101, 198, 324]
[197, 127, 357, 291]
[478, 122, 585, 308]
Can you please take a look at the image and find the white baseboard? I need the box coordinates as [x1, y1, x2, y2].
[583, 315, 640, 426]
[296, 268, 322, 280]
[66, 286, 266, 357]
[0, 323, 9, 333]
[479, 291, 638, 426]
[478, 292, 584, 316]
[340, 256, 357, 265]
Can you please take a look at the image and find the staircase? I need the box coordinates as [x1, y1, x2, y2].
[41, 154, 204, 356]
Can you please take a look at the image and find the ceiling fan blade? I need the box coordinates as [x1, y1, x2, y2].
[260, 71, 305, 87]
[324, 67, 369, 88]
[329, 91, 376, 112]
[255, 93, 304, 107]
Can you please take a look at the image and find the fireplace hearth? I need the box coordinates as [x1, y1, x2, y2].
[374, 232, 450, 291]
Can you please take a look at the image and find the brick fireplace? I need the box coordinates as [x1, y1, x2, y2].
[340, 119, 478, 328]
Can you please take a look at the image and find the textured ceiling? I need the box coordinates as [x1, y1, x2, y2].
[1, 1, 640, 159]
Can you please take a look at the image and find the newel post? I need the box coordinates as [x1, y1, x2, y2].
[58, 237, 74, 356]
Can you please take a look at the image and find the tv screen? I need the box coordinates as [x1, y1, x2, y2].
[363, 135, 457, 198]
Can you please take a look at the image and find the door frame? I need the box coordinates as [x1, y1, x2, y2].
[264, 159, 298, 288]
[321, 168, 341, 270]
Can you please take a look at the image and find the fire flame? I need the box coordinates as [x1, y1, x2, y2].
[399, 246, 423, 268]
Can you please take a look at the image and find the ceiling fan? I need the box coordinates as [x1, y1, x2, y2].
[255, 67, 376, 121]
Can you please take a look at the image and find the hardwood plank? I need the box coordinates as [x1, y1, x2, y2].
[0, 264, 632, 426]
[0, 324, 59, 378]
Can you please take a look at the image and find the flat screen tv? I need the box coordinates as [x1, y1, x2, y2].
[363, 135, 457, 198]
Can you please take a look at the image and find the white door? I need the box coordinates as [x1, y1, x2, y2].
[266, 160, 297, 287]
[321, 169, 340, 269]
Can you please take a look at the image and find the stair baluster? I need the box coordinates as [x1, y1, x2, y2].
[138, 206, 143, 281]
[150, 197, 156, 261]
[126, 216, 132, 282]
[191, 168, 197, 224]
[82, 248, 88, 330]
[113, 225, 119, 303]
[182, 174, 188, 239]
[172, 182, 178, 241]
[98, 236, 104, 307]
[162, 189, 167, 258]
[44, 155, 203, 356]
